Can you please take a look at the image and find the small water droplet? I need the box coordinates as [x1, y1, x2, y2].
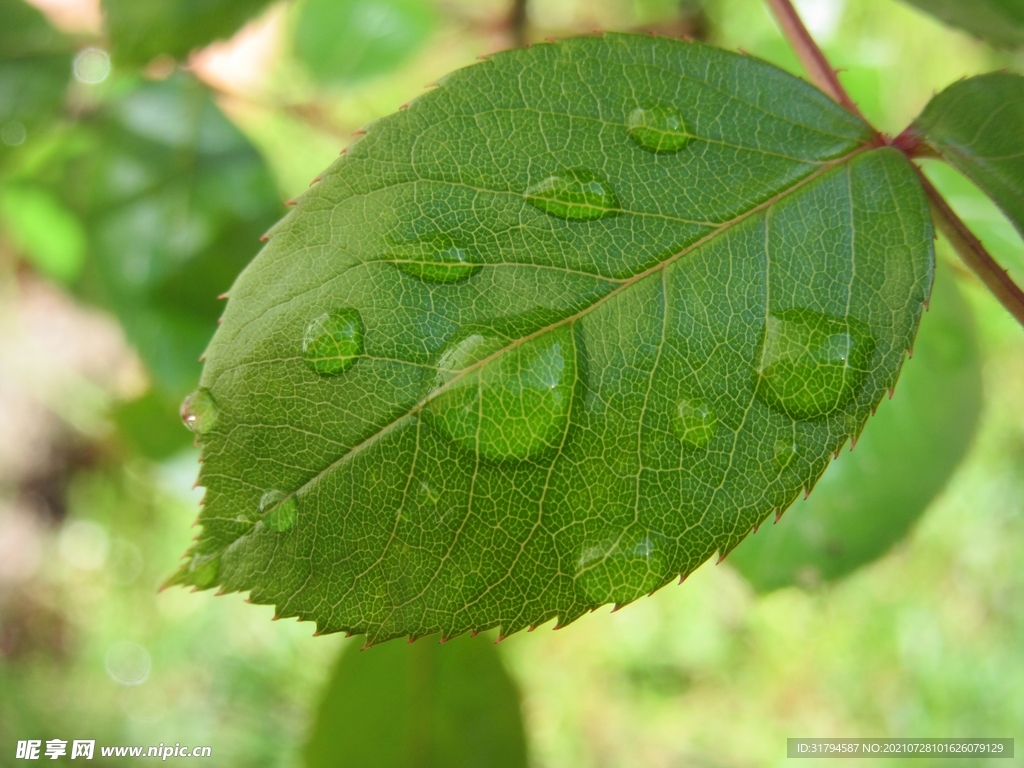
[673, 398, 717, 448]
[576, 530, 665, 605]
[627, 105, 691, 153]
[423, 325, 578, 461]
[259, 490, 297, 532]
[524, 169, 619, 221]
[180, 388, 218, 435]
[189, 554, 220, 588]
[755, 308, 876, 420]
[302, 308, 364, 375]
[773, 438, 799, 468]
[389, 236, 482, 284]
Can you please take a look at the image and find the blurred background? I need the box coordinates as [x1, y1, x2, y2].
[1, 0, 1023, 765]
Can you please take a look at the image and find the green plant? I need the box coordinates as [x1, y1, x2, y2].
[171, 0, 1024, 646]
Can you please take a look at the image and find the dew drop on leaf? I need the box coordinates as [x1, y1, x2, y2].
[523, 169, 620, 221]
[772, 438, 799, 468]
[423, 325, 578, 461]
[627, 104, 691, 153]
[576, 531, 665, 605]
[673, 398, 717, 448]
[302, 309, 365, 375]
[389, 236, 482, 284]
[755, 308, 876, 420]
[180, 387, 218, 434]
[189, 555, 220, 588]
[259, 490, 298, 532]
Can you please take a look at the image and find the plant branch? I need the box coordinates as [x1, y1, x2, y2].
[763, 0, 866, 121]
[916, 169, 1024, 326]
[508, 0, 528, 48]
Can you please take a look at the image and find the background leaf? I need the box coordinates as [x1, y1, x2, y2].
[913, 72, 1024, 242]
[59, 73, 282, 401]
[293, 0, 435, 84]
[0, 183, 85, 284]
[900, 0, 1024, 49]
[304, 635, 527, 768]
[0, 0, 72, 159]
[102, 0, 276, 66]
[181, 35, 932, 642]
[729, 264, 981, 591]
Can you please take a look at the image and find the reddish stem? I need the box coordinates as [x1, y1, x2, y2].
[763, 0, 867, 122]
[917, 170, 1024, 326]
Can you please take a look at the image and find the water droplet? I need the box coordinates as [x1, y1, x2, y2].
[423, 325, 578, 461]
[524, 169, 619, 221]
[259, 490, 297, 532]
[302, 308, 364, 375]
[627, 105, 691, 153]
[389, 236, 482, 284]
[576, 530, 665, 605]
[755, 308, 876, 420]
[772, 438, 799, 468]
[180, 388, 218, 435]
[673, 398, 717, 448]
[189, 554, 220, 588]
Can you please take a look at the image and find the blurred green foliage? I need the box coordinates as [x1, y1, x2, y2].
[294, 0, 435, 83]
[56, 72, 281, 400]
[102, 0, 276, 66]
[0, 0, 72, 163]
[901, 0, 1024, 49]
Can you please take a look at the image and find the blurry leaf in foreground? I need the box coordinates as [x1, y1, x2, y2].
[912, 72, 1024, 241]
[900, 0, 1024, 49]
[61, 72, 281, 399]
[730, 265, 981, 591]
[304, 636, 526, 768]
[0, 0, 73, 158]
[0, 184, 85, 283]
[294, 0, 434, 84]
[101, 0, 276, 66]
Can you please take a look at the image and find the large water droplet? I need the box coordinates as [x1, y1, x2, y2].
[302, 308, 364, 375]
[772, 438, 799, 468]
[423, 325, 578, 461]
[189, 554, 220, 588]
[627, 105, 691, 153]
[576, 530, 665, 606]
[180, 388, 218, 435]
[524, 169, 619, 221]
[259, 490, 297, 532]
[673, 398, 717, 448]
[755, 308, 876, 420]
[389, 236, 482, 284]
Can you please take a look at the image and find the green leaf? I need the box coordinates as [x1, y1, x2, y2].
[294, 0, 434, 84]
[900, 0, 1024, 49]
[178, 35, 933, 642]
[59, 73, 281, 399]
[729, 264, 981, 591]
[0, 0, 72, 157]
[912, 72, 1024, 243]
[304, 635, 527, 768]
[0, 183, 85, 283]
[101, 0, 275, 66]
